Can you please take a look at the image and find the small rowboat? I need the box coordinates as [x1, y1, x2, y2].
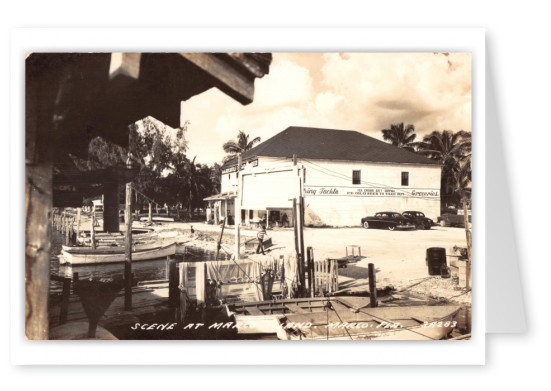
[139, 216, 175, 222]
[76, 229, 155, 246]
[60, 242, 178, 265]
[227, 296, 461, 340]
[277, 300, 462, 340]
[62, 238, 171, 255]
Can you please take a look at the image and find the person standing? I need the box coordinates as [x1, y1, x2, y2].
[256, 225, 267, 255]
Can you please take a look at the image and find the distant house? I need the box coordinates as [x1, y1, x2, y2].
[207, 126, 442, 227]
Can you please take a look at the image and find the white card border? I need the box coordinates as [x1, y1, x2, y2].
[10, 27, 485, 365]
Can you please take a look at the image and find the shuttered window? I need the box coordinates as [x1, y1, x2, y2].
[352, 170, 361, 185]
[401, 172, 409, 186]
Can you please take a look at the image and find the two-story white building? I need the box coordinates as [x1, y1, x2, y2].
[205, 126, 442, 227]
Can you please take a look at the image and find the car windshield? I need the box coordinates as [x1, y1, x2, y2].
[391, 213, 401, 218]
[416, 212, 424, 217]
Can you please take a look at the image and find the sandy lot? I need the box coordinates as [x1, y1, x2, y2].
[148, 221, 472, 304]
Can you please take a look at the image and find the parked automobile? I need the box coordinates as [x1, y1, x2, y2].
[361, 212, 416, 231]
[402, 211, 434, 230]
[437, 209, 472, 228]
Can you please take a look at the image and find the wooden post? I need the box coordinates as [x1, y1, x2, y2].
[299, 193, 306, 270]
[168, 257, 178, 307]
[76, 208, 81, 238]
[234, 153, 242, 260]
[463, 198, 472, 290]
[368, 263, 378, 307]
[292, 198, 303, 292]
[72, 272, 79, 294]
[148, 202, 152, 223]
[124, 181, 133, 310]
[90, 214, 96, 249]
[293, 155, 306, 296]
[65, 214, 71, 244]
[61, 210, 66, 235]
[307, 247, 315, 297]
[25, 133, 53, 339]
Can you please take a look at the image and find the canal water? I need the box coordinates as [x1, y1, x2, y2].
[50, 231, 167, 291]
[49, 231, 221, 294]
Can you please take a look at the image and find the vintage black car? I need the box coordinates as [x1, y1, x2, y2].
[437, 210, 472, 228]
[361, 212, 416, 231]
[402, 211, 434, 230]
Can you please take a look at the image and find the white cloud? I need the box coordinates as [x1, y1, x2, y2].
[180, 52, 472, 165]
[253, 58, 314, 107]
[320, 52, 472, 136]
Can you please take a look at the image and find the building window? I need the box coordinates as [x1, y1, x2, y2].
[401, 172, 409, 186]
[352, 170, 361, 185]
[228, 174, 231, 180]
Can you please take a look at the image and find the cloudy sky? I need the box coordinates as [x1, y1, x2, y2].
[180, 52, 471, 165]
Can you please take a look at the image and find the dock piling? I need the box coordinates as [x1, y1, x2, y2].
[307, 247, 315, 297]
[168, 257, 179, 307]
[368, 263, 378, 307]
[124, 180, 133, 310]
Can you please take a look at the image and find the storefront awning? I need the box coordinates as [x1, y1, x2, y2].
[204, 192, 237, 201]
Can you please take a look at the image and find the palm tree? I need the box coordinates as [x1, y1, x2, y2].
[418, 130, 471, 207]
[381, 123, 418, 152]
[222, 130, 261, 161]
[178, 156, 210, 218]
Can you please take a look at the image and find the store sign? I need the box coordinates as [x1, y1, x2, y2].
[303, 185, 440, 198]
[221, 159, 259, 174]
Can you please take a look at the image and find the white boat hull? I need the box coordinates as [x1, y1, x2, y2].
[60, 243, 178, 265]
[234, 314, 284, 335]
[139, 216, 175, 222]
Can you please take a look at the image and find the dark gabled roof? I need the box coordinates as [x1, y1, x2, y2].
[222, 126, 439, 168]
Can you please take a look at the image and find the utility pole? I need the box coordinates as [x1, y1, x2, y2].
[234, 153, 242, 260]
[293, 154, 306, 296]
[76, 207, 81, 238]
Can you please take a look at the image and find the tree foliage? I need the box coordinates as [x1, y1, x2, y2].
[222, 130, 261, 162]
[381, 123, 472, 209]
[86, 117, 220, 217]
[381, 123, 418, 152]
[418, 130, 472, 207]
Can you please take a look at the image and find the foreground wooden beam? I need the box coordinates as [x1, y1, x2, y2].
[25, 160, 52, 339]
[25, 61, 54, 339]
[180, 53, 261, 105]
[109, 53, 141, 80]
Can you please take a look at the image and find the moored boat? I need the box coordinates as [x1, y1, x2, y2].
[226, 296, 461, 340]
[139, 216, 175, 222]
[60, 242, 179, 265]
[277, 299, 461, 340]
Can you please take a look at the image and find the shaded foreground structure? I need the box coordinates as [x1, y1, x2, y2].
[25, 52, 272, 339]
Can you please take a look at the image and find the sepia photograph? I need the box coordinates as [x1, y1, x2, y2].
[25, 51, 472, 341]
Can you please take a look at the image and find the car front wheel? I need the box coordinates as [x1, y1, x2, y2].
[388, 225, 395, 231]
[363, 221, 370, 229]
